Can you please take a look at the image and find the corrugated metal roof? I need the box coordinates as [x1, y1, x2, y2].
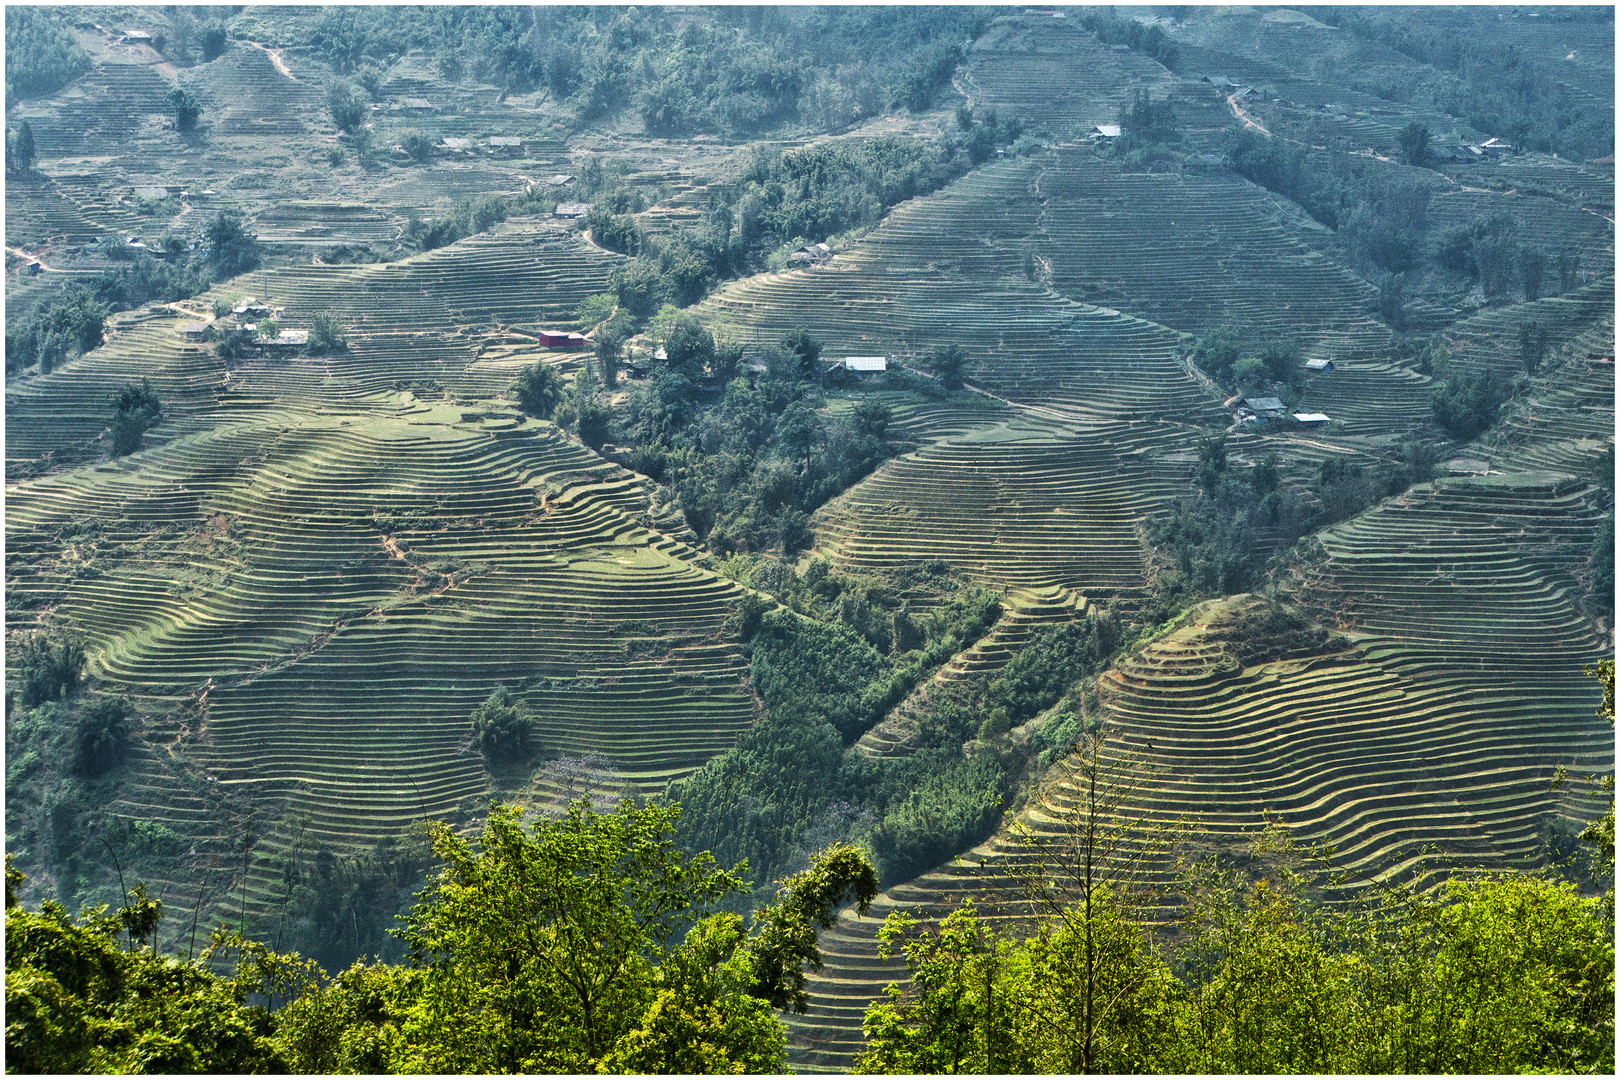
[843, 356, 887, 372]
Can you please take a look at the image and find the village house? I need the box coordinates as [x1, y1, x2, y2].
[1244, 396, 1287, 418]
[1305, 358, 1335, 372]
[1088, 124, 1122, 140]
[547, 174, 576, 187]
[536, 330, 592, 350]
[180, 322, 210, 342]
[265, 329, 309, 354]
[554, 202, 592, 219]
[119, 29, 152, 45]
[488, 136, 523, 155]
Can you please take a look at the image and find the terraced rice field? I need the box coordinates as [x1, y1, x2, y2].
[787, 539, 1613, 1068]
[1443, 277, 1617, 379]
[4, 222, 623, 473]
[813, 416, 1187, 601]
[1033, 150, 1392, 358]
[962, 14, 1174, 134]
[7, 404, 758, 904]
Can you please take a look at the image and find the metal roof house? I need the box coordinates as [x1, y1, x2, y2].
[1292, 412, 1332, 425]
[555, 202, 592, 219]
[488, 136, 522, 154]
[1245, 396, 1287, 416]
[547, 174, 576, 186]
[441, 137, 473, 151]
[1305, 358, 1335, 372]
[1088, 124, 1122, 140]
[840, 356, 888, 373]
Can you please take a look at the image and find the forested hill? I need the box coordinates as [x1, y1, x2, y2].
[4, 4, 1614, 1074]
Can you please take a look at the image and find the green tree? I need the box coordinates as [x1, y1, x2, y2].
[109, 379, 163, 456]
[72, 695, 129, 778]
[924, 343, 969, 390]
[199, 24, 228, 61]
[326, 81, 368, 133]
[7, 120, 36, 175]
[204, 211, 262, 277]
[1398, 120, 1430, 166]
[391, 802, 747, 1072]
[10, 630, 86, 709]
[513, 362, 563, 418]
[5, 862, 292, 1073]
[168, 87, 201, 133]
[470, 687, 537, 765]
[309, 312, 348, 354]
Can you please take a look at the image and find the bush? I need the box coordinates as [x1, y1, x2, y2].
[1431, 368, 1512, 441]
[10, 632, 85, 711]
[513, 362, 564, 418]
[309, 313, 348, 354]
[204, 212, 262, 277]
[72, 696, 128, 777]
[109, 380, 163, 456]
[470, 687, 537, 764]
[168, 88, 201, 133]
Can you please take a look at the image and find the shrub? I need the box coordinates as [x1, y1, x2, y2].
[72, 696, 128, 777]
[109, 380, 163, 456]
[470, 687, 537, 764]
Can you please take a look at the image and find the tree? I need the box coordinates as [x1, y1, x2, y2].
[109, 379, 163, 456]
[470, 687, 537, 765]
[199, 24, 228, 62]
[1521, 246, 1548, 301]
[1397, 120, 1430, 166]
[1001, 727, 1179, 1073]
[924, 344, 969, 390]
[309, 312, 347, 354]
[7, 120, 36, 175]
[1191, 325, 1243, 379]
[513, 362, 563, 418]
[594, 317, 631, 389]
[661, 314, 715, 382]
[204, 211, 262, 277]
[72, 696, 129, 777]
[326, 81, 368, 133]
[391, 802, 748, 1072]
[10, 631, 85, 710]
[5, 861, 291, 1073]
[780, 329, 823, 382]
[168, 87, 201, 133]
[745, 842, 879, 1012]
[1520, 318, 1549, 375]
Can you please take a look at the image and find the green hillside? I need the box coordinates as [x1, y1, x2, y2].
[4, 5, 1612, 1073]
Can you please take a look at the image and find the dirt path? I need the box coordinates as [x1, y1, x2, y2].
[1228, 92, 1271, 136]
[246, 41, 298, 82]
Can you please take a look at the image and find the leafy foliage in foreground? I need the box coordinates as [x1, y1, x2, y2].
[5, 804, 878, 1075]
[856, 862, 1614, 1075]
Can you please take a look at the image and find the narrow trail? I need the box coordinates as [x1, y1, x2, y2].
[246, 41, 298, 82]
[1228, 92, 1271, 136]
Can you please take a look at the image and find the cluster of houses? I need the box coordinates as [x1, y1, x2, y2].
[1428, 138, 1517, 162]
[435, 136, 527, 157]
[1202, 75, 1257, 97]
[1233, 358, 1336, 426]
[179, 298, 308, 354]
